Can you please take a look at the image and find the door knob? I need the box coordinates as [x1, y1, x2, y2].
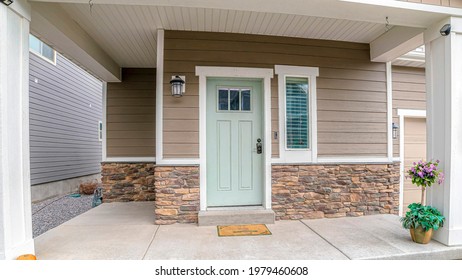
[256, 138, 262, 154]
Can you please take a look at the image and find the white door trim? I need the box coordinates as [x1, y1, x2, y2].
[397, 109, 426, 216]
[196, 66, 274, 211]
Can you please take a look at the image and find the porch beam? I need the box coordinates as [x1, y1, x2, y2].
[370, 26, 424, 62]
[425, 16, 462, 246]
[30, 2, 121, 82]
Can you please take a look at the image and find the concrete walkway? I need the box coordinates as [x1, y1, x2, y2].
[34, 202, 462, 260]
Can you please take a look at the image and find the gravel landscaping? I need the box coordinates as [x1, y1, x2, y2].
[32, 194, 94, 238]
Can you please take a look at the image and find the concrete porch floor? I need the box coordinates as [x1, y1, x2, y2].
[34, 202, 462, 260]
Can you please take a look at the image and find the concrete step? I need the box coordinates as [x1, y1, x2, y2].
[198, 208, 275, 226]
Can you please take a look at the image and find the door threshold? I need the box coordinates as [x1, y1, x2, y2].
[206, 205, 265, 211]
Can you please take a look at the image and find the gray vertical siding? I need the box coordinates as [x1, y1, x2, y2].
[29, 52, 103, 185]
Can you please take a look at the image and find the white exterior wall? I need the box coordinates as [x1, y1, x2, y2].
[0, 0, 35, 259]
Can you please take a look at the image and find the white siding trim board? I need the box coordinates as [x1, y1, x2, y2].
[104, 157, 156, 163]
[155, 29, 165, 163]
[386, 62, 393, 161]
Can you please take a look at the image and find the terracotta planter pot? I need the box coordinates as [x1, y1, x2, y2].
[410, 226, 433, 244]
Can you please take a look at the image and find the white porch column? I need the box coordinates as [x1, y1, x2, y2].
[0, 0, 34, 259]
[425, 17, 462, 246]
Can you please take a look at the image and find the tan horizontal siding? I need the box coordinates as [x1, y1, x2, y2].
[107, 68, 156, 158]
[392, 66, 426, 158]
[399, 0, 462, 8]
[163, 30, 387, 158]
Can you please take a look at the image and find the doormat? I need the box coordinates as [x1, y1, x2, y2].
[217, 224, 272, 237]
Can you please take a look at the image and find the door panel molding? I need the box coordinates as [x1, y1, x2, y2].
[206, 78, 263, 206]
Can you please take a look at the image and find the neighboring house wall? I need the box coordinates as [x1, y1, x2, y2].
[163, 31, 387, 158]
[29, 52, 103, 186]
[392, 66, 426, 158]
[106, 68, 156, 158]
[399, 0, 462, 7]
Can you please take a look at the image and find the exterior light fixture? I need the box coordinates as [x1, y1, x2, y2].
[1, 0, 13, 6]
[392, 123, 399, 139]
[170, 75, 185, 98]
[440, 24, 451, 36]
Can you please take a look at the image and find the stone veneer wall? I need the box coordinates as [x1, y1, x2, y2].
[102, 162, 399, 224]
[101, 163, 156, 202]
[101, 163, 200, 225]
[154, 166, 200, 225]
[272, 163, 400, 220]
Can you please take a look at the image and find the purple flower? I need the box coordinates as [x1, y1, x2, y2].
[438, 172, 445, 184]
[407, 159, 443, 187]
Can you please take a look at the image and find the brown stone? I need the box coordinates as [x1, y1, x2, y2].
[154, 166, 200, 225]
[182, 193, 199, 201]
[304, 211, 325, 219]
[101, 163, 155, 202]
[155, 208, 178, 216]
[325, 213, 347, 218]
[350, 193, 361, 202]
[272, 163, 399, 221]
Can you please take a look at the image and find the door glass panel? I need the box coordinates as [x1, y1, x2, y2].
[230, 89, 240, 111]
[241, 89, 251, 111]
[218, 89, 229, 111]
[217, 87, 252, 112]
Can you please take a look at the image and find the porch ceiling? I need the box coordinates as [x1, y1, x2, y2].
[59, 3, 389, 68]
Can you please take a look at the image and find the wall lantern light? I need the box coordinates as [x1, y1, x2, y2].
[1, 0, 13, 6]
[392, 123, 399, 139]
[170, 75, 185, 98]
[440, 24, 451, 36]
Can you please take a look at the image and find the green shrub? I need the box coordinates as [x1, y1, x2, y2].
[400, 203, 445, 232]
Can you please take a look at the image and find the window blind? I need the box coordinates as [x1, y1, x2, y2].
[286, 77, 309, 149]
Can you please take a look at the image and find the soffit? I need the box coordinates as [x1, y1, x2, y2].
[60, 3, 389, 67]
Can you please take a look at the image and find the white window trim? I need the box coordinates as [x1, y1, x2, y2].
[196, 66, 274, 211]
[274, 65, 318, 164]
[29, 35, 56, 65]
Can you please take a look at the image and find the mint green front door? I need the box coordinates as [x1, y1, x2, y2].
[206, 78, 264, 207]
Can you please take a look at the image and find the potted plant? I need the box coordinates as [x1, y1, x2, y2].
[400, 160, 445, 244]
